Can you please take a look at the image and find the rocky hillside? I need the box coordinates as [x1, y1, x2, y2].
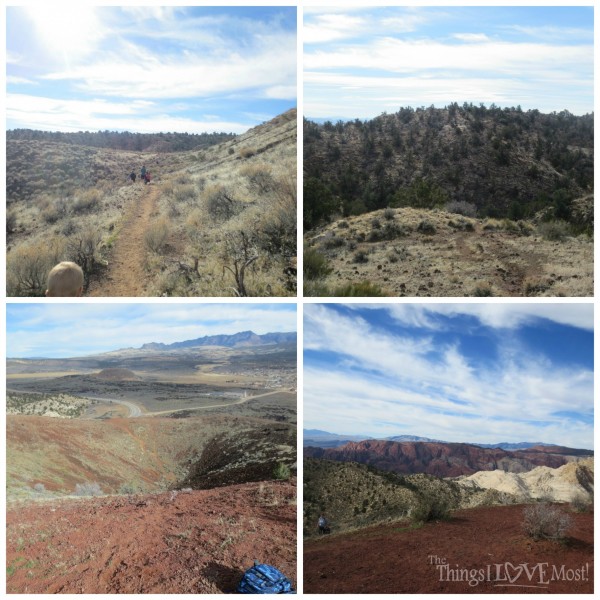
[304, 105, 593, 229]
[7, 109, 297, 297]
[304, 204, 593, 297]
[304, 440, 592, 478]
[457, 458, 594, 502]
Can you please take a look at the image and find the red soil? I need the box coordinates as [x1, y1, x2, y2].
[304, 505, 593, 594]
[7, 480, 296, 594]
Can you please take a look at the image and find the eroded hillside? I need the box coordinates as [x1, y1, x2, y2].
[7, 415, 295, 500]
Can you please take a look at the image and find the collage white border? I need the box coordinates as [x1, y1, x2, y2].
[1, 0, 597, 596]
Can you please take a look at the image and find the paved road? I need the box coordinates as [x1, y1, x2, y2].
[85, 396, 142, 418]
[147, 389, 294, 417]
[90, 389, 293, 418]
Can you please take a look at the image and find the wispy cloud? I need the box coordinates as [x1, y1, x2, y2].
[7, 6, 296, 133]
[304, 304, 593, 449]
[304, 6, 593, 118]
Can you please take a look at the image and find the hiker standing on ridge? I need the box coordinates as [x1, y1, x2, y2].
[318, 514, 330, 535]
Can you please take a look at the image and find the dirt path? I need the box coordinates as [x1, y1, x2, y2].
[88, 184, 159, 297]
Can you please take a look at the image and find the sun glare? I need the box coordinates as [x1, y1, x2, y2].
[25, 5, 100, 58]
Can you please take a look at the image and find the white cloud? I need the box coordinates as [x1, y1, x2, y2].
[6, 76, 37, 85]
[304, 14, 366, 44]
[303, 305, 593, 448]
[453, 33, 492, 43]
[379, 304, 593, 331]
[6, 93, 253, 133]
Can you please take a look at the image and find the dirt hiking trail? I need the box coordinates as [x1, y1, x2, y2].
[88, 184, 159, 297]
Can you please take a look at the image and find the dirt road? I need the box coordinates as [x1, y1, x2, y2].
[88, 184, 159, 297]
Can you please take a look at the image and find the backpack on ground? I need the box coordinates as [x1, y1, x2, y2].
[237, 562, 295, 594]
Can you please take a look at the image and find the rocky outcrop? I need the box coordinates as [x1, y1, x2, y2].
[303, 440, 591, 477]
[457, 458, 594, 502]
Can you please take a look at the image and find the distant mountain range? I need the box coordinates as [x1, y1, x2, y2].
[139, 331, 296, 351]
[303, 429, 559, 450]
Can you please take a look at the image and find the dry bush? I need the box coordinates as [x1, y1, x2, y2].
[570, 493, 591, 513]
[72, 189, 102, 214]
[6, 209, 17, 234]
[7, 237, 66, 296]
[221, 229, 259, 296]
[241, 163, 275, 194]
[538, 220, 570, 241]
[446, 200, 478, 218]
[522, 503, 572, 540]
[239, 147, 257, 159]
[74, 482, 103, 497]
[41, 198, 69, 223]
[173, 184, 197, 203]
[174, 172, 193, 185]
[257, 185, 296, 259]
[144, 217, 171, 254]
[66, 226, 103, 281]
[204, 184, 238, 222]
[161, 179, 175, 197]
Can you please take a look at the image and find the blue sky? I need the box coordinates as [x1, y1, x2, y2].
[7, 303, 297, 358]
[304, 304, 594, 449]
[304, 6, 594, 119]
[6, 6, 297, 134]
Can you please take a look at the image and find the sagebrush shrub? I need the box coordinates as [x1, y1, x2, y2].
[173, 184, 197, 203]
[144, 218, 170, 253]
[445, 200, 478, 218]
[304, 248, 332, 281]
[72, 189, 102, 214]
[273, 463, 291, 480]
[7, 238, 65, 296]
[412, 494, 451, 523]
[538, 220, 570, 242]
[333, 281, 386, 297]
[522, 503, 572, 540]
[204, 184, 237, 222]
[241, 163, 274, 194]
[74, 482, 103, 497]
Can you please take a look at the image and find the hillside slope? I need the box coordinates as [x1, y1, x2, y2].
[7, 109, 297, 297]
[304, 504, 592, 594]
[7, 480, 296, 594]
[305, 205, 593, 297]
[304, 106, 593, 224]
[7, 415, 295, 499]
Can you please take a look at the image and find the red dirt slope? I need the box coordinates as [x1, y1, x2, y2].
[304, 505, 593, 594]
[7, 480, 296, 594]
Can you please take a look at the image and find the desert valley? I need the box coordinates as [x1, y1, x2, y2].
[6, 330, 297, 593]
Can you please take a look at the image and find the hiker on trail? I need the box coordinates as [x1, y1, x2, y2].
[318, 514, 330, 535]
[141, 165, 147, 183]
[129, 170, 136, 183]
[145, 171, 151, 184]
[45, 262, 84, 297]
